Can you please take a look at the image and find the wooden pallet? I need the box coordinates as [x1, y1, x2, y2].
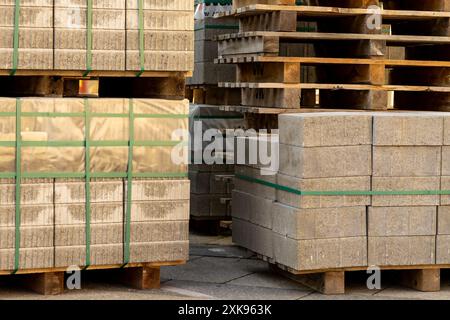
[0, 261, 185, 295]
[0, 71, 189, 99]
[186, 85, 241, 105]
[227, 0, 450, 13]
[214, 2, 450, 110]
[255, 253, 444, 295]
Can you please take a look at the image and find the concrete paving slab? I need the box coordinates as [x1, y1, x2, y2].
[190, 245, 254, 259]
[161, 256, 267, 284]
[227, 271, 311, 291]
[163, 280, 312, 300]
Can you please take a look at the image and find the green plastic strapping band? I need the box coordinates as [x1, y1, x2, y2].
[13, 98, 22, 274]
[123, 99, 134, 266]
[84, 0, 93, 77]
[236, 174, 450, 196]
[10, 0, 20, 76]
[136, 0, 145, 77]
[84, 99, 92, 268]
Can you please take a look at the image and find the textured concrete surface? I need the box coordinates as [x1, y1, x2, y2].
[1, 233, 450, 300]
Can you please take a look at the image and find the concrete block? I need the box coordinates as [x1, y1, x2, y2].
[368, 236, 436, 266]
[272, 203, 366, 240]
[232, 190, 252, 222]
[232, 218, 273, 259]
[131, 200, 189, 222]
[0, 182, 53, 205]
[372, 177, 440, 207]
[0, 247, 54, 271]
[234, 165, 276, 200]
[280, 144, 372, 178]
[189, 171, 231, 194]
[438, 206, 450, 234]
[440, 147, 450, 176]
[231, 190, 274, 229]
[54, 180, 123, 204]
[279, 112, 372, 147]
[55, 221, 188, 247]
[277, 174, 371, 209]
[0, 204, 53, 227]
[130, 179, 190, 201]
[0, 226, 53, 249]
[440, 177, 450, 205]
[373, 146, 441, 177]
[368, 206, 437, 236]
[373, 113, 443, 146]
[129, 241, 189, 264]
[272, 233, 367, 271]
[55, 235, 190, 268]
[190, 194, 230, 218]
[436, 235, 450, 264]
[442, 116, 450, 145]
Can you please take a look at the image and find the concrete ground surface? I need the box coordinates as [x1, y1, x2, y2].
[1, 232, 450, 300]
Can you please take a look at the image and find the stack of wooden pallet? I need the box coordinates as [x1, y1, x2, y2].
[215, 0, 450, 112]
[0, 0, 194, 295]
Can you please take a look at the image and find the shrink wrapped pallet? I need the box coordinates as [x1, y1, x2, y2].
[0, 97, 190, 271]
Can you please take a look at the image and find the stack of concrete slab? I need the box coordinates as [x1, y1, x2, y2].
[0, 0, 54, 70]
[54, 0, 125, 71]
[126, 0, 194, 72]
[439, 119, 450, 264]
[0, 97, 190, 272]
[232, 112, 450, 273]
[0, 179, 54, 270]
[189, 104, 243, 222]
[370, 113, 441, 266]
[273, 113, 372, 271]
[187, 1, 236, 86]
[187, 16, 237, 85]
[0, 0, 194, 72]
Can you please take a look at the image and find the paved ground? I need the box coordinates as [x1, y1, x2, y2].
[1, 232, 450, 300]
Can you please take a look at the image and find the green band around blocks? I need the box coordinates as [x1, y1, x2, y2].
[236, 174, 450, 196]
[84, 0, 93, 77]
[124, 99, 134, 266]
[84, 99, 92, 268]
[13, 98, 21, 274]
[136, 0, 145, 77]
[10, 0, 20, 76]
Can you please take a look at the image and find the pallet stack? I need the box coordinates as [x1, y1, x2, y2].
[216, 0, 450, 113]
[222, 0, 450, 294]
[0, 0, 194, 295]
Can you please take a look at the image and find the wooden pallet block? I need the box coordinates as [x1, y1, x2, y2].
[0, 261, 184, 295]
[269, 262, 442, 295]
[186, 85, 241, 105]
